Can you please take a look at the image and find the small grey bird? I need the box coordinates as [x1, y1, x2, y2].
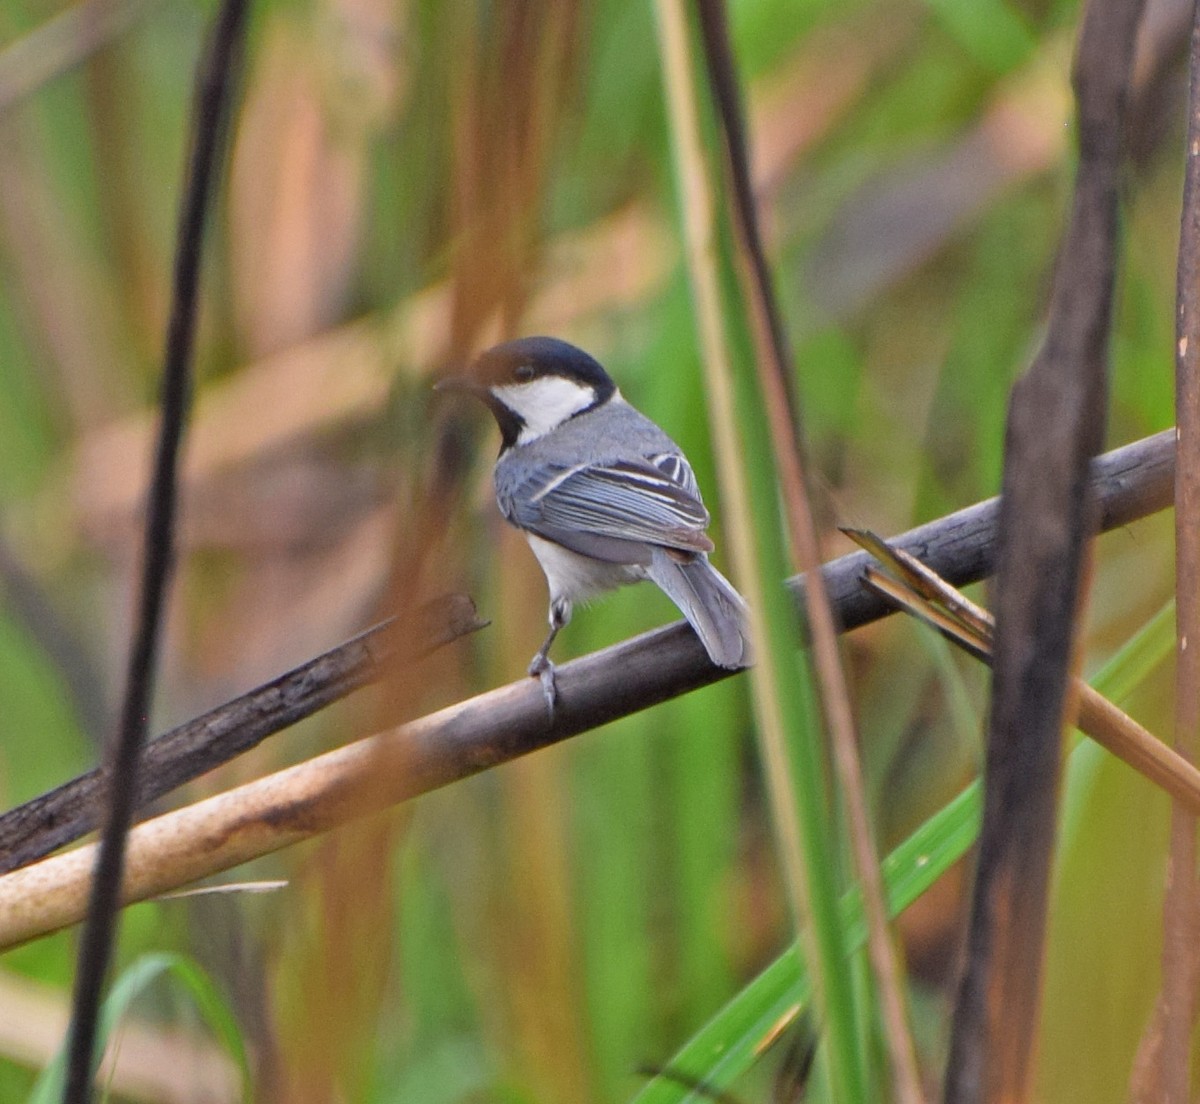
[441, 336, 751, 711]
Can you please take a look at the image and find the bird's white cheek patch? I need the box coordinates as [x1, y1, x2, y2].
[492, 377, 596, 443]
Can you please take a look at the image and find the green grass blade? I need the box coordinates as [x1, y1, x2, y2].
[29, 951, 249, 1104]
[653, 2, 867, 1095]
[1087, 598, 1174, 703]
[633, 782, 982, 1103]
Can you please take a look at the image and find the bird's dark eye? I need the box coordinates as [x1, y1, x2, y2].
[514, 364, 535, 382]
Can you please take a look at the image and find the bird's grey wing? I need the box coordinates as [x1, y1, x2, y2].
[647, 450, 703, 501]
[500, 454, 714, 565]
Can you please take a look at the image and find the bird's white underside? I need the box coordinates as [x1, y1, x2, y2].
[524, 532, 645, 617]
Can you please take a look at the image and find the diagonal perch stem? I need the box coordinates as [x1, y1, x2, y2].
[0, 429, 1175, 951]
[0, 430, 1174, 874]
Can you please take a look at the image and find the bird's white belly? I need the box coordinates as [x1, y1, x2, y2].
[525, 533, 644, 604]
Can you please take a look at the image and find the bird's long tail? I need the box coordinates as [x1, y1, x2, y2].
[647, 549, 752, 669]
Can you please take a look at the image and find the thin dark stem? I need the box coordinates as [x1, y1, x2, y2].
[692, 0, 799, 424]
[61, 2, 248, 1101]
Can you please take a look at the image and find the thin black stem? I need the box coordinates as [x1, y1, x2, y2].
[692, 0, 799, 420]
[61, 2, 248, 1101]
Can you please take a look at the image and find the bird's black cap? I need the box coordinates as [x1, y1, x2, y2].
[437, 337, 617, 452]
[470, 336, 616, 400]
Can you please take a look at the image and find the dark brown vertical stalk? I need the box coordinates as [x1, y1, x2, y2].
[1131, 7, 1200, 1100]
[942, 1, 1145, 1102]
[1161, 5, 1200, 1085]
[61, 2, 249, 1100]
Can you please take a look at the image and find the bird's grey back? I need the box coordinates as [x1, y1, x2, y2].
[495, 399, 694, 497]
[511, 398, 681, 463]
[492, 397, 711, 564]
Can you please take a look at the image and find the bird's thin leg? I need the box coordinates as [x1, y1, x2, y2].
[528, 599, 570, 717]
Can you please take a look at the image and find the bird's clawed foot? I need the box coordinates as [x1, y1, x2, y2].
[528, 653, 558, 719]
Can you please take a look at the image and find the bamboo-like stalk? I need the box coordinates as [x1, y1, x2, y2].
[692, 3, 923, 1098]
[653, 2, 865, 1098]
[0, 685, 514, 951]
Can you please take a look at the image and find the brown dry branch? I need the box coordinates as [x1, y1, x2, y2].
[0, 429, 1174, 952]
[1075, 691, 1200, 812]
[942, 0, 1146, 1101]
[853, 541, 1200, 813]
[1131, 4, 1200, 1100]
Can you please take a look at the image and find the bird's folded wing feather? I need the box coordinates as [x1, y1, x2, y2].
[501, 454, 714, 560]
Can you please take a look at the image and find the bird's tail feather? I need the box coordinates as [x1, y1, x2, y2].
[648, 550, 752, 669]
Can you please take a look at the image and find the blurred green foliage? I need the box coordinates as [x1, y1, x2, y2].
[0, 0, 1184, 1100]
